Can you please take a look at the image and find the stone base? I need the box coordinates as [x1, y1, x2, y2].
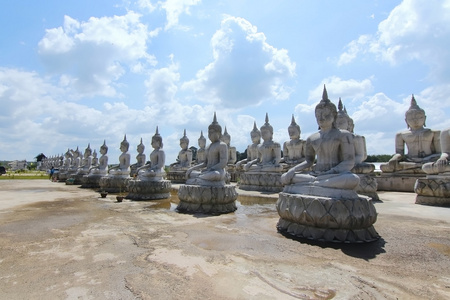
[376, 174, 425, 192]
[276, 192, 379, 243]
[177, 185, 238, 214]
[57, 172, 69, 182]
[99, 175, 130, 193]
[167, 171, 187, 183]
[80, 174, 105, 189]
[126, 179, 172, 200]
[355, 174, 379, 201]
[238, 172, 283, 192]
[68, 173, 87, 185]
[414, 177, 450, 207]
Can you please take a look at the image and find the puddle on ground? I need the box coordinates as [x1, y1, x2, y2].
[428, 243, 450, 257]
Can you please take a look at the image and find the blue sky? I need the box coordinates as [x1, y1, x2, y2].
[1, 0, 449, 164]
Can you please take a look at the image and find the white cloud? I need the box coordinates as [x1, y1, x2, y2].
[338, 0, 450, 81]
[160, 0, 202, 30]
[38, 11, 156, 97]
[307, 77, 374, 103]
[182, 16, 296, 109]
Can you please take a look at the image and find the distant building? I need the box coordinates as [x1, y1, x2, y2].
[8, 160, 27, 171]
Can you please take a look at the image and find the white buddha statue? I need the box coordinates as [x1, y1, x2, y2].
[77, 144, 93, 175]
[221, 127, 237, 165]
[244, 113, 283, 172]
[196, 131, 207, 164]
[235, 122, 261, 171]
[186, 113, 228, 185]
[380, 95, 441, 173]
[281, 115, 306, 168]
[136, 127, 166, 181]
[281, 86, 360, 190]
[130, 138, 146, 177]
[169, 129, 193, 171]
[108, 135, 131, 176]
[89, 141, 108, 175]
[423, 128, 450, 174]
[334, 99, 375, 174]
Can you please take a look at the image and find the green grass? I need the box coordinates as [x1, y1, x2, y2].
[0, 171, 48, 180]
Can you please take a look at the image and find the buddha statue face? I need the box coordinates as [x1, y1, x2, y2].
[250, 132, 261, 144]
[221, 134, 230, 145]
[335, 115, 349, 131]
[151, 136, 162, 149]
[137, 144, 145, 154]
[120, 143, 129, 152]
[315, 105, 336, 130]
[180, 141, 188, 150]
[261, 127, 273, 142]
[406, 110, 426, 130]
[198, 138, 206, 149]
[208, 127, 221, 143]
[288, 126, 300, 139]
[100, 146, 107, 155]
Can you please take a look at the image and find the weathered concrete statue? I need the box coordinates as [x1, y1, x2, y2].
[235, 122, 261, 171]
[99, 135, 131, 193]
[130, 138, 146, 177]
[177, 113, 238, 214]
[277, 85, 378, 243]
[334, 99, 378, 200]
[127, 127, 171, 200]
[221, 126, 237, 182]
[239, 114, 284, 192]
[415, 128, 450, 206]
[81, 142, 108, 188]
[378, 95, 441, 191]
[280, 115, 306, 170]
[167, 129, 193, 183]
[380, 95, 440, 173]
[196, 131, 207, 164]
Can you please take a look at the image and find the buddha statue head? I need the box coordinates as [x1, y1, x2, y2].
[250, 121, 261, 144]
[288, 115, 301, 139]
[315, 85, 337, 130]
[260, 113, 274, 141]
[152, 126, 163, 149]
[198, 131, 206, 149]
[221, 126, 231, 146]
[100, 140, 108, 154]
[92, 149, 97, 158]
[84, 143, 92, 157]
[120, 135, 129, 152]
[137, 138, 145, 153]
[335, 98, 354, 132]
[208, 112, 222, 143]
[180, 129, 189, 150]
[405, 94, 426, 130]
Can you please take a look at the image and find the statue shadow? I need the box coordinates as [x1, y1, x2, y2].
[279, 231, 386, 260]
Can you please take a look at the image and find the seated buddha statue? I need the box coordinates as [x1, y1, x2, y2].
[380, 95, 441, 173]
[235, 122, 261, 171]
[334, 98, 374, 174]
[108, 135, 131, 176]
[221, 127, 237, 165]
[130, 138, 146, 177]
[244, 113, 283, 172]
[169, 129, 193, 171]
[77, 144, 93, 175]
[91, 150, 98, 168]
[422, 128, 450, 174]
[280, 86, 360, 190]
[63, 149, 73, 171]
[196, 131, 207, 164]
[186, 113, 228, 185]
[137, 127, 166, 181]
[89, 141, 108, 175]
[280, 115, 306, 169]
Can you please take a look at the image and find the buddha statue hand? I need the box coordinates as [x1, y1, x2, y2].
[281, 169, 296, 185]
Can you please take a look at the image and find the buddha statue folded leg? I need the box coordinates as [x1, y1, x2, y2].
[291, 171, 360, 190]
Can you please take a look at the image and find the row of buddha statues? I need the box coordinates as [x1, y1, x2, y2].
[42, 86, 449, 242]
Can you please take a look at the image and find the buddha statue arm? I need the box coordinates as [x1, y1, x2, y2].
[280, 140, 315, 185]
[281, 141, 289, 163]
[273, 143, 282, 165]
[354, 135, 367, 164]
[186, 161, 206, 179]
[433, 130, 441, 153]
[187, 151, 193, 165]
[153, 151, 165, 171]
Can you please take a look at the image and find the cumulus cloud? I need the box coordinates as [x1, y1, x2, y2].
[160, 0, 201, 30]
[38, 11, 156, 97]
[307, 76, 374, 102]
[182, 16, 296, 109]
[338, 0, 450, 81]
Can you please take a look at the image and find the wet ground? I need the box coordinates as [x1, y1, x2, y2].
[0, 180, 449, 299]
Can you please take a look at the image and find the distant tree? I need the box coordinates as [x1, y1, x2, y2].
[35, 153, 46, 162]
[366, 154, 392, 162]
[237, 149, 247, 161]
